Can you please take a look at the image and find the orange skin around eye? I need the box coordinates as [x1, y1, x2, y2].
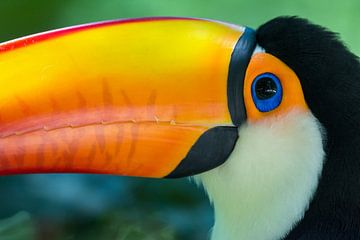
[243, 53, 309, 122]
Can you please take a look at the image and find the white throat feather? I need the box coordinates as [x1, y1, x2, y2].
[197, 110, 325, 240]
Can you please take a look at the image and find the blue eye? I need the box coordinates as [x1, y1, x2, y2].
[251, 73, 282, 112]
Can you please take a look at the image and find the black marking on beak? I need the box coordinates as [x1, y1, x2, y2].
[227, 27, 257, 126]
[165, 126, 238, 178]
[166, 28, 256, 178]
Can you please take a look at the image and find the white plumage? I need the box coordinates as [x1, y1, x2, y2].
[197, 110, 325, 240]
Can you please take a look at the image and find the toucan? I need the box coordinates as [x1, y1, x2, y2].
[0, 16, 359, 240]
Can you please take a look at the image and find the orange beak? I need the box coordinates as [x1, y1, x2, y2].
[0, 17, 256, 178]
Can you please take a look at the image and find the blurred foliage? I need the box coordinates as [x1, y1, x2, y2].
[0, 212, 35, 240]
[0, 0, 359, 54]
[0, 1, 359, 240]
[0, 175, 211, 240]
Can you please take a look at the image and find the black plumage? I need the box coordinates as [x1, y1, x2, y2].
[257, 17, 360, 239]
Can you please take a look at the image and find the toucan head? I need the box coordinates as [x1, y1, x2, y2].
[0, 16, 359, 239]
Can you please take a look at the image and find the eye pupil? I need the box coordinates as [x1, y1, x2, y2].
[255, 77, 277, 100]
[251, 73, 283, 112]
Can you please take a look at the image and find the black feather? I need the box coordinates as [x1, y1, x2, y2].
[257, 16, 360, 239]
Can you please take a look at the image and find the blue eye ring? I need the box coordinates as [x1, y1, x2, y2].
[251, 73, 283, 112]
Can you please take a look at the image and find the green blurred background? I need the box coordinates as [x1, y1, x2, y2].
[1, 0, 359, 54]
[0, 1, 359, 240]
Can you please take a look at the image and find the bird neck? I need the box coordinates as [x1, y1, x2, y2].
[198, 111, 325, 240]
[285, 132, 360, 239]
